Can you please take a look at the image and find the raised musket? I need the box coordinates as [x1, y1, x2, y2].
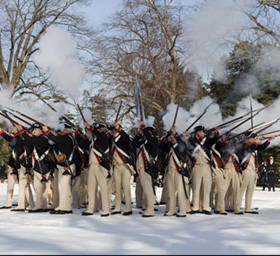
[219, 111, 261, 139]
[115, 100, 123, 122]
[258, 129, 280, 137]
[253, 118, 280, 135]
[250, 94, 253, 129]
[135, 76, 145, 122]
[259, 133, 280, 140]
[3, 110, 32, 126]
[171, 103, 180, 128]
[210, 104, 269, 132]
[0, 111, 27, 130]
[185, 102, 213, 132]
[77, 104, 87, 123]
[61, 116, 76, 128]
[227, 121, 266, 140]
[7, 108, 53, 130]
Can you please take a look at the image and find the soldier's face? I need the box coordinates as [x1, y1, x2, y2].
[32, 128, 42, 136]
[196, 130, 206, 140]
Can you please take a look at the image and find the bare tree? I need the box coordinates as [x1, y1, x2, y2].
[0, 0, 92, 105]
[88, 0, 203, 127]
[246, 1, 280, 44]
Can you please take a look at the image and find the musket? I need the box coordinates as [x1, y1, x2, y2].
[4, 110, 32, 126]
[258, 129, 280, 137]
[250, 95, 253, 129]
[227, 121, 266, 140]
[253, 118, 280, 135]
[115, 100, 123, 122]
[61, 116, 76, 128]
[210, 104, 269, 132]
[171, 103, 180, 128]
[185, 102, 213, 132]
[213, 115, 254, 131]
[7, 108, 53, 130]
[77, 104, 87, 123]
[0, 111, 27, 130]
[259, 133, 280, 140]
[135, 76, 145, 122]
[219, 110, 261, 138]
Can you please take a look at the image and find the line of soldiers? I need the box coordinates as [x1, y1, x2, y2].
[0, 118, 275, 217]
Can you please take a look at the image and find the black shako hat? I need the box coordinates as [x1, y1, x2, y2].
[92, 122, 106, 129]
[29, 123, 42, 131]
[64, 122, 72, 129]
[193, 125, 206, 133]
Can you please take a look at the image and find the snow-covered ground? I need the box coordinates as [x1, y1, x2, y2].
[0, 184, 279, 255]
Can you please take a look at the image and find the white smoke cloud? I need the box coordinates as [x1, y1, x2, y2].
[162, 96, 223, 134]
[184, 0, 256, 82]
[0, 88, 62, 129]
[144, 115, 155, 127]
[219, 96, 280, 146]
[34, 26, 84, 100]
[162, 104, 190, 133]
[82, 108, 94, 124]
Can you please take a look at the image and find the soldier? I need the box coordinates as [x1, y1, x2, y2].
[0, 144, 18, 209]
[70, 127, 87, 209]
[74, 127, 91, 207]
[236, 135, 275, 214]
[43, 122, 82, 214]
[208, 131, 228, 215]
[220, 135, 244, 215]
[21, 123, 53, 212]
[134, 121, 159, 217]
[188, 126, 218, 215]
[82, 122, 111, 217]
[0, 125, 34, 211]
[266, 156, 277, 192]
[157, 132, 172, 206]
[108, 122, 135, 216]
[164, 127, 192, 217]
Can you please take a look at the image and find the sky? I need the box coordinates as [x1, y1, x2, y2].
[82, 0, 123, 28]
[82, 0, 200, 29]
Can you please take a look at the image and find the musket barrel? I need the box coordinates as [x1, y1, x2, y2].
[171, 104, 180, 128]
[77, 104, 87, 123]
[115, 100, 123, 122]
[185, 102, 213, 132]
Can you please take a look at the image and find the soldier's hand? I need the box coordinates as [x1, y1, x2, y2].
[15, 124, 23, 131]
[12, 126, 18, 133]
[137, 120, 145, 128]
[84, 121, 90, 129]
[42, 125, 49, 132]
[170, 126, 176, 135]
[182, 130, 189, 136]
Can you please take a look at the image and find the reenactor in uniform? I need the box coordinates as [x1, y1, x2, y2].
[164, 127, 192, 217]
[188, 126, 217, 215]
[208, 131, 228, 215]
[74, 128, 91, 207]
[82, 122, 111, 217]
[236, 134, 275, 214]
[0, 125, 34, 211]
[220, 135, 244, 214]
[108, 121, 135, 215]
[70, 127, 87, 209]
[134, 121, 159, 217]
[0, 141, 19, 209]
[22, 123, 53, 212]
[43, 123, 83, 214]
[158, 132, 173, 206]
